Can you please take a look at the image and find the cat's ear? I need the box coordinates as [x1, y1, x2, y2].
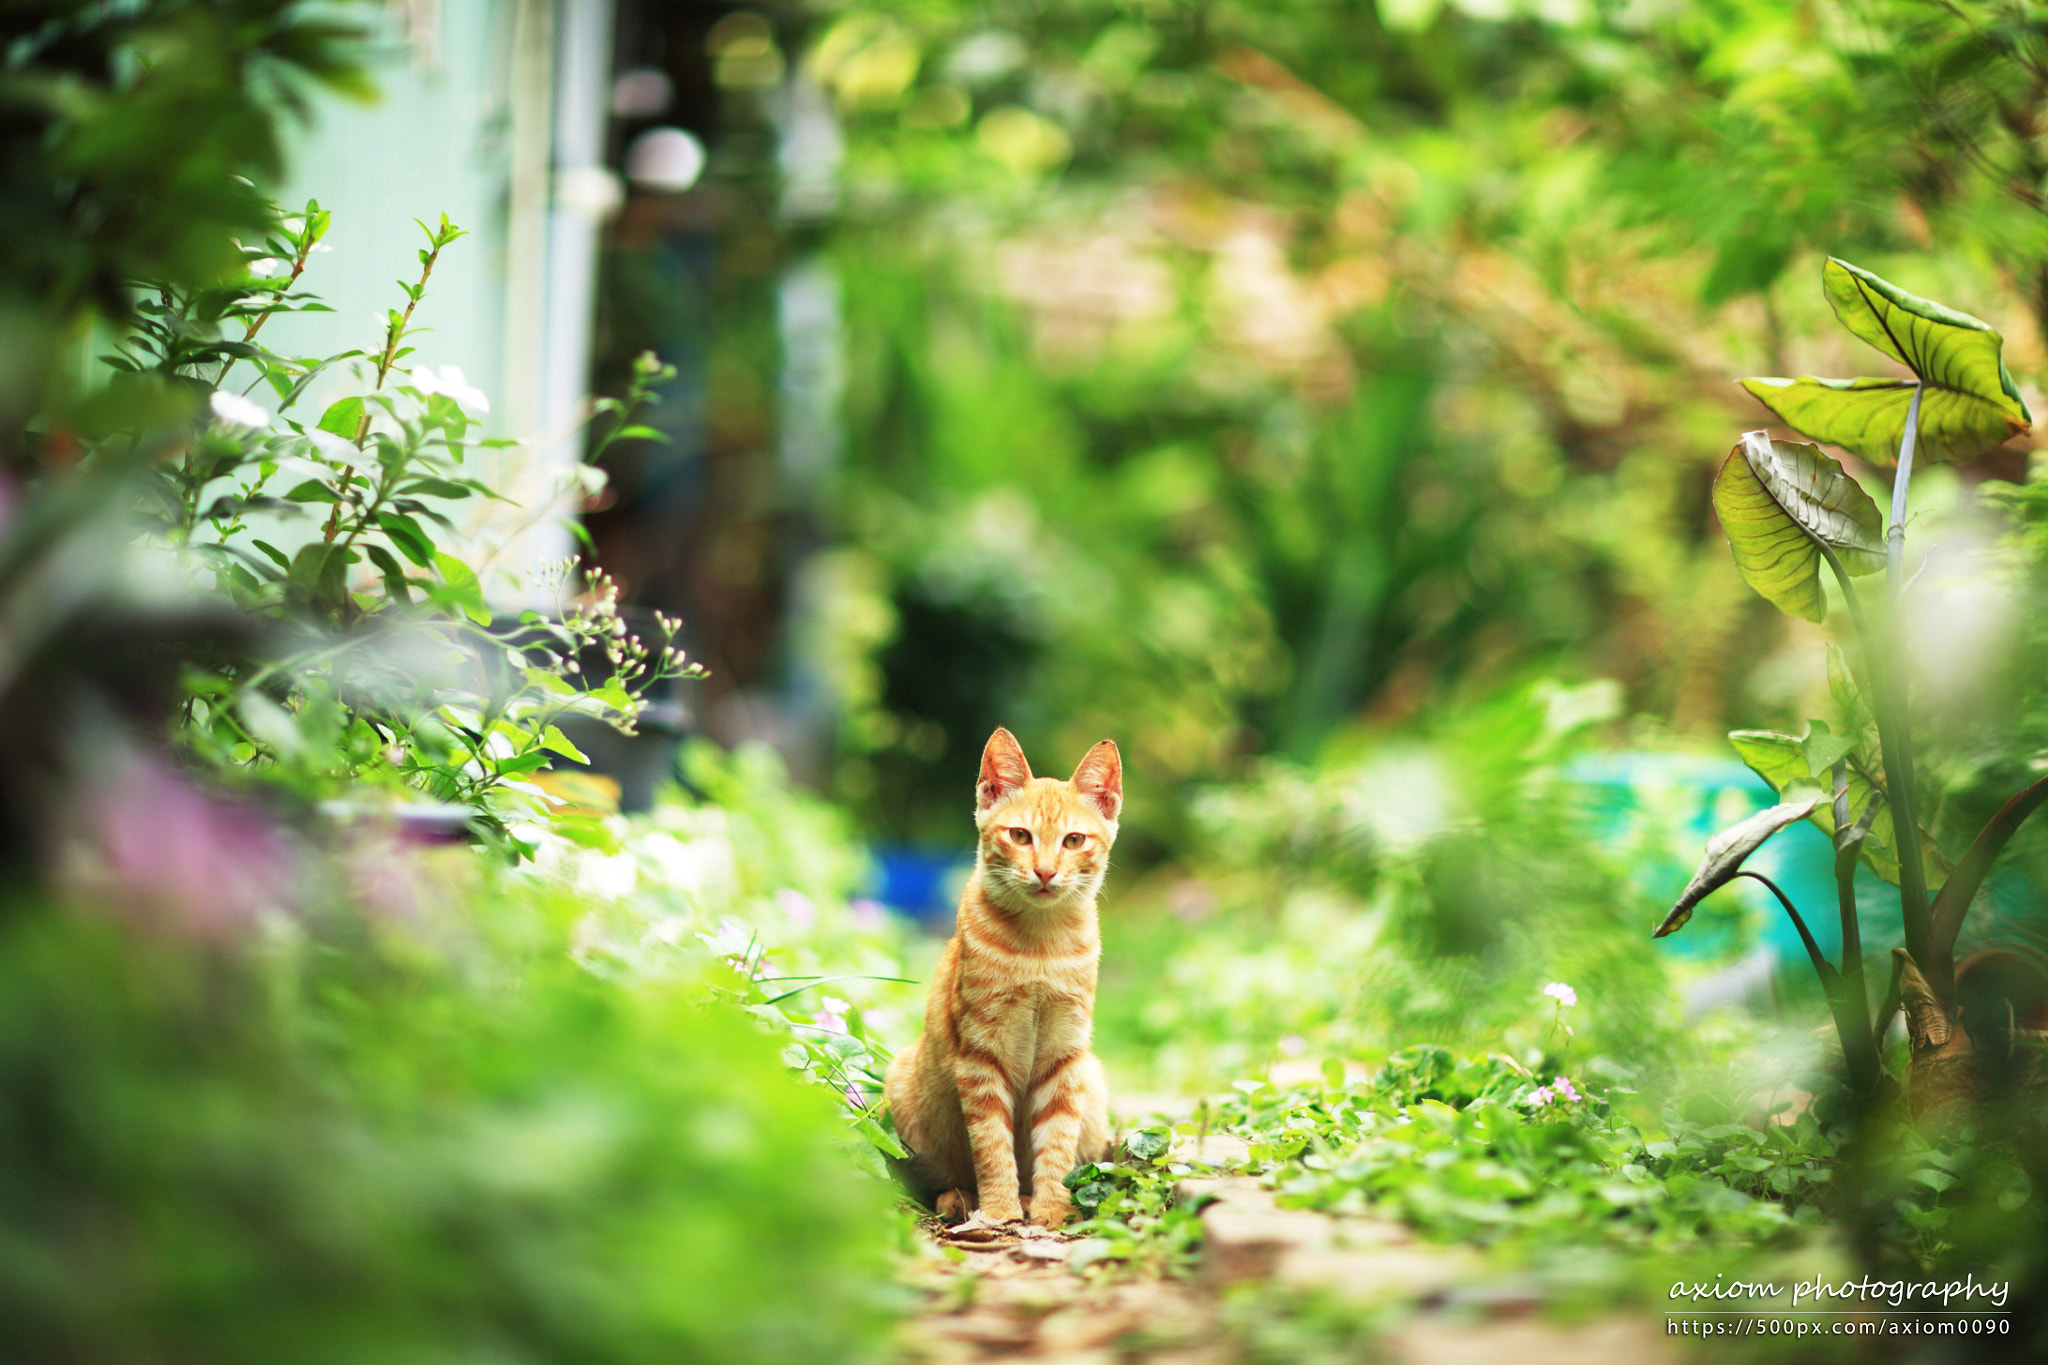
[977, 727, 1033, 811]
[1070, 740, 1122, 822]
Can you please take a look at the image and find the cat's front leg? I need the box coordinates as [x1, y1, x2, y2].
[1026, 1050, 1108, 1226]
[952, 1050, 1024, 1221]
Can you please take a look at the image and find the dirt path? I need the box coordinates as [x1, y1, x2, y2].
[895, 1169, 1686, 1365]
[897, 1213, 1226, 1365]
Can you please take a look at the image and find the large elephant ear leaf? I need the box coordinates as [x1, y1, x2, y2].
[1712, 431, 1885, 623]
[1737, 375, 2026, 467]
[1740, 259, 2031, 465]
[1655, 798, 1821, 939]
[1821, 258, 2023, 402]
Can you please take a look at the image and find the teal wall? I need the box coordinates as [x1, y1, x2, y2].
[265, 0, 525, 435]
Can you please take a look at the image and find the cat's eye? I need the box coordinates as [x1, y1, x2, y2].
[1008, 827, 1032, 845]
[1062, 832, 1086, 849]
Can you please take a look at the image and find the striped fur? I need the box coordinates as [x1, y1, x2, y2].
[884, 728, 1120, 1225]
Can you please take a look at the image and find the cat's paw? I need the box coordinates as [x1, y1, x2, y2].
[978, 1195, 1025, 1224]
[1027, 1190, 1072, 1227]
[934, 1189, 974, 1225]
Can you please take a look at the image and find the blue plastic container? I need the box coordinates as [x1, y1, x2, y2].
[870, 846, 972, 927]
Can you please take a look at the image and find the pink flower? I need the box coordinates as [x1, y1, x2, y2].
[1552, 1076, 1579, 1102]
[814, 995, 851, 1036]
[1529, 1086, 1555, 1106]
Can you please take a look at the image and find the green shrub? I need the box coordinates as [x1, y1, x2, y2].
[0, 867, 901, 1364]
[1096, 679, 1679, 1088]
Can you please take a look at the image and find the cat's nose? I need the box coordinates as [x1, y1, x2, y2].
[1035, 869, 1055, 888]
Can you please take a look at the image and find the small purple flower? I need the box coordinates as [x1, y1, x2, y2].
[1552, 1076, 1579, 1102]
[1542, 981, 1578, 1008]
[1529, 1086, 1555, 1106]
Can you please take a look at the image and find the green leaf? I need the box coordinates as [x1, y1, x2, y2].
[284, 480, 340, 503]
[363, 543, 413, 602]
[1712, 431, 1883, 623]
[1124, 1129, 1171, 1161]
[429, 551, 492, 625]
[287, 543, 354, 617]
[550, 814, 621, 853]
[613, 425, 665, 441]
[315, 395, 364, 441]
[1728, 730, 1949, 888]
[250, 539, 293, 572]
[1800, 719, 1856, 777]
[397, 477, 477, 500]
[1823, 259, 2026, 409]
[376, 511, 437, 567]
[1739, 376, 2026, 469]
[1737, 258, 2030, 465]
[590, 679, 635, 712]
[856, 1114, 909, 1159]
[540, 725, 590, 764]
[237, 691, 305, 759]
[1655, 798, 1820, 938]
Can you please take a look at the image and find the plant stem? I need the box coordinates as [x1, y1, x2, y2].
[1737, 871, 1830, 980]
[1830, 760, 1881, 1092]
[1738, 869, 1879, 1092]
[325, 245, 442, 546]
[1832, 760, 1865, 981]
[1880, 384, 1935, 993]
[1819, 534, 1933, 984]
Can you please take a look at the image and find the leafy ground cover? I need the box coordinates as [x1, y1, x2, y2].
[545, 738, 2038, 1360]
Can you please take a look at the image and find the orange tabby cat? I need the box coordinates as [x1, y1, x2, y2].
[884, 727, 1119, 1225]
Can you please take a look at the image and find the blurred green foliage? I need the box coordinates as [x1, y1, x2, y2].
[0, 9, 912, 1360]
[1092, 679, 1677, 1088]
[0, 859, 900, 1364]
[792, 0, 2048, 852]
[2, 0, 372, 444]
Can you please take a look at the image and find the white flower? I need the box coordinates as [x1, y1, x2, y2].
[246, 257, 288, 279]
[306, 428, 356, 460]
[1542, 981, 1578, 1008]
[819, 996, 851, 1016]
[409, 364, 491, 414]
[209, 390, 270, 429]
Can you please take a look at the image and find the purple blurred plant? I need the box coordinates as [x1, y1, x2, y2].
[71, 746, 297, 938]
